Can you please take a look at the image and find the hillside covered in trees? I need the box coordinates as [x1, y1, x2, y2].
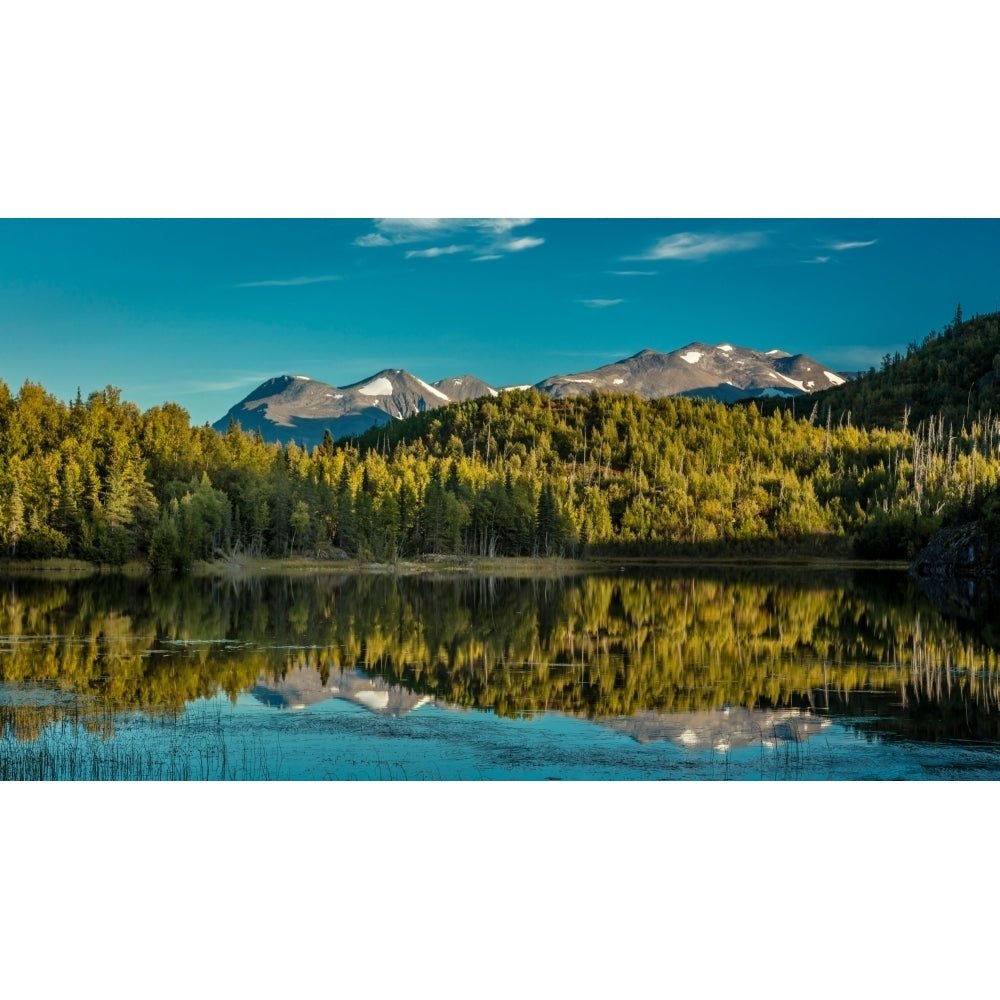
[4, 327, 1000, 569]
[755, 307, 1000, 432]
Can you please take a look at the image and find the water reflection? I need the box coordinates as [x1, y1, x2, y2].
[251, 665, 433, 716]
[599, 706, 831, 751]
[1, 568, 999, 749]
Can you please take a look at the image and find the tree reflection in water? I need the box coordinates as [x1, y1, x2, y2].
[1, 567, 999, 747]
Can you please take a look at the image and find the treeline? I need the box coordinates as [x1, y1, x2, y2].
[3, 373, 1000, 567]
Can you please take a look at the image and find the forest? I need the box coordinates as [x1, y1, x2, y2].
[754, 306, 1000, 432]
[3, 309, 1000, 568]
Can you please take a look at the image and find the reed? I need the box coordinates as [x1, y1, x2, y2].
[0, 707, 279, 781]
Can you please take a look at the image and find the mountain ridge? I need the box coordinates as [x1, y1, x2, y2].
[536, 342, 847, 402]
[213, 342, 852, 449]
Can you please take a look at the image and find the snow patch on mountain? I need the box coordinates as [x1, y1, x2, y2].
[359, 377, 394, 396]
[680, 351, 704, 364]
[718, 344, 733, 352]
[416, 377, 450, 401]
[824, 371, 846, 385]
[775, 372, 807, 392]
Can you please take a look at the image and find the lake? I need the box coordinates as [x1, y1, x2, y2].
[2, 566, 999, 779]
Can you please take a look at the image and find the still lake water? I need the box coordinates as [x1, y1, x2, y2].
[2, 566, 999, 780]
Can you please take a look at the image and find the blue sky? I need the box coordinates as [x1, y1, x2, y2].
[2, 218, 998, 426]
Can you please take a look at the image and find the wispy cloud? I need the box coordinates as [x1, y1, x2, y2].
[609, 270, 656, 276]
[502, 236, 545, 252]
[354, 233, 392, 248]
[626, 231, 764, 261]
[801, 256, 830, 265]
[353, 218, 543, 260]
[577, 298, 623, 308]
[237, 274, 341, 288]
[405, 245, 472, 259]
[476, 218, 534, 235]
[829, 239, 877, 251]
[353, 219, 455, 247]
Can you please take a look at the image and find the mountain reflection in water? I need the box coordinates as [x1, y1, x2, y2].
[251, 661, 831, 754]
[2, 567, 1000, 757]
[251, 665, 433, 716]
[600, 706, 831, 751]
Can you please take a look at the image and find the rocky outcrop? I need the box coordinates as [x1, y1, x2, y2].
[911, 522, 999, 580]
[910, 522, 999, 623]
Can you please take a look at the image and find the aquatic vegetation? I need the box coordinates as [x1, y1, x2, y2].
[0, 705, 279, 780]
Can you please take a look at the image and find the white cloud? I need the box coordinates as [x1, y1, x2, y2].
[502, 236, 545, 252]
[354, 219, 454, 246]
[627, 231, 764, 261]
[578, 298, 623, 308]
[356, 218, 531, 246]
[237, 274, 341, 287]
[829, 239, 877, 251]
[475, 218, 534, 235]
[405, 245, 472, 259]
[353, 232, 392, 248]
[609, 270, 656, 276]
[801, 256, 830, 264]
[354, 218, 542, 258]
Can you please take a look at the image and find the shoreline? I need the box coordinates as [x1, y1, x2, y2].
[0, 553, 911, 579]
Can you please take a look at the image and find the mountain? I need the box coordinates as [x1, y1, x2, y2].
[212, 369, 499, 449]
[432, 375, 500, 402]
[213, 343, 850, 448]
[535, 343, 848, 403]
